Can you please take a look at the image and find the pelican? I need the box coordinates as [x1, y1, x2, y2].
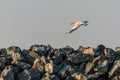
[66, 21, 89, 34]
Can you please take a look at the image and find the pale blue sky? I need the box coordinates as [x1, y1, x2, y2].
[0, 0, 120, 49]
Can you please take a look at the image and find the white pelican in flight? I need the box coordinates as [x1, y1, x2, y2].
[66, 21, 89, 34]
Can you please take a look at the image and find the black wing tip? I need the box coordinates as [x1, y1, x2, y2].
[83, 21, 89, 23]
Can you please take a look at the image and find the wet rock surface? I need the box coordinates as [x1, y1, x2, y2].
[0, 44, 120, 80]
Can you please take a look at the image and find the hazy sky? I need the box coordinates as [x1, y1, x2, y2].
[0, 0, 120, 49]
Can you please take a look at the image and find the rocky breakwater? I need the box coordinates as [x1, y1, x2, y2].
[0, 44, 120, 80]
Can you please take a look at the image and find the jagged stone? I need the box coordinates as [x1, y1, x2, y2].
[21, 49, 29, 57]
[46, 45, 54, 57]
[0, 44, 120, 80]
[32, 58, 45, 74]
[72, 72, 88, 80]
[92, 55, 101, 63]
[51, 51, 63, 64]
[86, 74, 99, 79]
[68, 51, 83, 64]
[17, 69, 41, 80]
[45, 60, 53, 74]
[26, 51, 41, 65]
[77, 46, 86, 52]
[15, 61, 31, 69]
[41, 73, 60, 80]
[85, 62, 94, 74]
[29, 45, 48, 57]
[58, 65, 74, 79]
[59, 46, 74, 55]
[0, 57, 7, 70]
[115, 47, 120, 52]
[96, 44, 106, 55]
[111, 76, 120, 80]
[83, 47, 95, 56]
[7, 46, 21, 53]
[12, 66, 22, 77]
[0, 48, 7, 57]
[0, 65, 14, 80]
[53, 60, 69, 74]
[94, 59, 108, 75]
[104, 48, 115, 57]
[109, 60, 120, 77]
[26, 45, 52, 65]
[6, 46, 26, 64]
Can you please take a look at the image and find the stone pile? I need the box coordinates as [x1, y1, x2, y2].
[0, 44, 120, 80]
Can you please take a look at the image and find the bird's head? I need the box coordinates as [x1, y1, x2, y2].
[70, 21, 78, 25]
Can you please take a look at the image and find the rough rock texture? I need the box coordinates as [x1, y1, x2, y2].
[0, 44, 120, 80]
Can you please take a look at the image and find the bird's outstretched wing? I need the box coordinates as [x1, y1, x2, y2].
[66, 29, 76, 34]
[66, 25, 80, 34]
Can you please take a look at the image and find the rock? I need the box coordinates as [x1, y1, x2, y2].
[115, 47, 120, 51]
[6, 46, 26, 64]
[77, 46, 86, 52]
[21, 49, 29, 57]
[92, 55, 101, 63]
[17, 69, 41, 80]
[58, 65, 74, 79]
[95, 59, 108, 75]
[59, 46, 74, 55]
[0, 48, 7, 57]
[96, 44, 106, 55]
[0, 44, 120, 79]
[85, 62, 94, 74]
[32, 58, 45, 74]
[51, 50, 63, 64]
[45, 60, 53, 74]
[83, 47, 95, 56]
[26, 51, 41, 65]
[27, 45, 52, 65]
[68, 51, 92, 66]
[68, 51, 83, 64]
[87, 74, 100, 79]
[32, 58, 40, 69]
[12, 66, 22, 77]
[79, 62, 86, 72]
[46, 45, 54, 57]
[109, 60, 120, 77]
[0, 65, 14, 80]
[0, 57, 7, 70]
[72, 73, 88, 80]
[29, 45, 48, 57]
[104, 48, 115, 57]
[111, 76, 120, 80]
[53, 60, 69, 74]
[41, 73, 60, 80]
[114, 51, 120, 60]
[7, 46, 21, 54]
[15, 61, 31, 69]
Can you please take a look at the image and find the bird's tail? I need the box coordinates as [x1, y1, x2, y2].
[83, 23, 88, 26]
[83, 21, 88, 26]
[83, 21, 88, 24]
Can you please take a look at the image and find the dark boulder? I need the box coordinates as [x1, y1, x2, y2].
[0, 65, 14, 80]
[0, 44, 120, 80]
[17, 69, 41, 80]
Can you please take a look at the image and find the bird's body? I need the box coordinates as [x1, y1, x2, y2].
[66, 21, 88, 34]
